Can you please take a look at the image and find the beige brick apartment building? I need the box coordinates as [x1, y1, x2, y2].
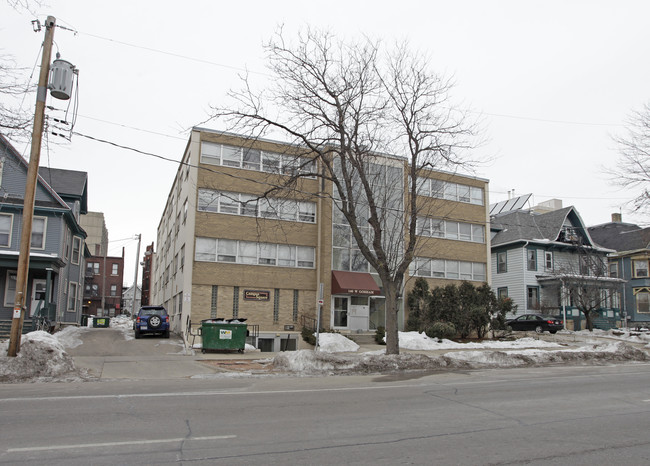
[152, 128, 490, 351]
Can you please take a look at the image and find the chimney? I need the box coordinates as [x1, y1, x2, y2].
[611, 213, 622, 223]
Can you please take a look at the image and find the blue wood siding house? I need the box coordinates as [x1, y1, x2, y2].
[0, 133, 89, 331]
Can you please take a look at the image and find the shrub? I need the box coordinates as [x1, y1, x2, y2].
[425, 321, 456, 340]
[375, 326, 386, 345]
[301, 326, 316, 346]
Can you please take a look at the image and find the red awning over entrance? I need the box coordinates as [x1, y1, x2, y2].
[331, 271, 381, 296]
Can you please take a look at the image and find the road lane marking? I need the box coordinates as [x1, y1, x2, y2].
[7, 435, 236, 453]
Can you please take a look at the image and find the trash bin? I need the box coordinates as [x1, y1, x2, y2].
[200, 318, 248, 353]
[93, 316, 110, 328]
[80, 314, 90, 326]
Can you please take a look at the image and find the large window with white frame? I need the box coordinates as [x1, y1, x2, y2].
[0, 213, 12, 247]
[198, 189, 316, 224]
[195, 237, 315, 268]
[31, 216, 46, 250]
[68, 282, 78, 312]
[409, 257, 486, 282]
[72, 236, 81, 265]
[4, 270, 17, 306]
[637, 289, 649, 314]
[200, 142, 316, 178]
[416, 177, 484, 206]
[417, 217, 485, 243]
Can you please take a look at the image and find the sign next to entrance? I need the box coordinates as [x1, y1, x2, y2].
[244, 290, 270, 301]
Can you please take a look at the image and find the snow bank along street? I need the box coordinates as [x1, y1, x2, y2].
[1, 315, 649, 382]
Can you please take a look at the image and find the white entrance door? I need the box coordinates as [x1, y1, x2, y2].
[30, 279, 47, 317]
[349, 296, 369, 331]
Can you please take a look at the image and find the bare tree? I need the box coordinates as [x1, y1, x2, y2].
[541, 244, 623, 331]
[0, 54, 33, 139]
[1, 0, 44, 140]
[612, 101, 650, 214]
[209, 28, 478, 354]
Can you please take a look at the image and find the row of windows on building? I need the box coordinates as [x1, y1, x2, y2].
[417, 177, 484, 206]
[197, 189, 317, 223]
[496, 250, 650, 280]
[409, 257, 487, 282]
[86, 262, 120, 275]
[201, 142, 317, 177]
[416, 217, 485, 243]
[0, 213, 85, 266]
[195, 237, 316, 268]
[84, 283, 120, 297]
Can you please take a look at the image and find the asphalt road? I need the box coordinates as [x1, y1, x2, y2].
[1, 362, 650, 465]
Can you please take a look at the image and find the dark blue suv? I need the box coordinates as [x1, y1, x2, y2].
[134, 306, 170, 339]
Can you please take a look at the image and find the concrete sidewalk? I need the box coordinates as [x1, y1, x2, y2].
[70, 327, 632, 381]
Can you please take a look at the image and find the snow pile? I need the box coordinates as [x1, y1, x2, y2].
[396, 332, 563, 351]
[110, 315, 135, 340]
[273, 340, 649, 375]
[0, 331, 83, 383]
[317, 333, 360, 352]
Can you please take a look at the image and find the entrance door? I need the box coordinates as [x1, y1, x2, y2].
[333, 297, 348, 328]
[349, 296, 369, 331]
[30, 279, 47, 317]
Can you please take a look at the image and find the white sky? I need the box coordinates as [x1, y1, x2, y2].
[1, 1, 649, 286]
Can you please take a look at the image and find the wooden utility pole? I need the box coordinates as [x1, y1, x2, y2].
[7, 16, 57, 357]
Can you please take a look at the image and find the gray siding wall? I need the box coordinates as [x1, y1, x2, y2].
[491, 247, 525, 315]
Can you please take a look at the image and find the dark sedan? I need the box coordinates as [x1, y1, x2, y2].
[506, 314, 564, 334]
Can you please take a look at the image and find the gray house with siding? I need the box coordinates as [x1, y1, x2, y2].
[0, 134, 89, 334]
[491, 204, 623, 330]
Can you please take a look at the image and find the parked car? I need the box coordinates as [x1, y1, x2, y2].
[134, 306, 170, 339]
[506, 314, 563, 334]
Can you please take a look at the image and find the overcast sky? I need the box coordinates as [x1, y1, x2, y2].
[2, 0, 649, 286]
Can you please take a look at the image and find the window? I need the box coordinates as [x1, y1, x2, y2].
[497, 252, 507, 273]
[633, 259, 648, 278]
[4, 270, 17, 306]
[198, 189, 219, 213]
[0, 213, 11, 247]
[497, 287, 508, 300]
[637, 290, 649, 314]
[112, 263, 119, 275]
[410, 258, 486, 282]
[217, 239, 237, 262]
[31, 217, 46, 249]
[417, 179, 484, 205]
[110, 285, 117, 297]
[416, 217, 484, 243]
[527, 286, 540, 309]
[609, 262, 618, 278]
[68, 282, 78, 311]
[183, 199, 188, 224]
[527, 249, 537, 271]
[545, 251, 553, 271]
[72, 237, 81, 265]
[180, 245, 185, 270]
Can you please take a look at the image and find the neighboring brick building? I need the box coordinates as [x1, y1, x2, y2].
[82, 250, 124, 317]
[140, 242, 154, 306]
[152, 128, 490, 351]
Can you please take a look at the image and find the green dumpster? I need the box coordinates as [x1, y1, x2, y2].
[200, 319, 248, 353]
[93, 316, 110, 328]
[81, 314, 90, 326]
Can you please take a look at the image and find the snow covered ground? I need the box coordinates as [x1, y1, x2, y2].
[1, 320, 649, 382]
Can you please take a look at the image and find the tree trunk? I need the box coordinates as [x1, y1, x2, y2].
[584, 310, 594, 331]
[383, 281, 400, 355]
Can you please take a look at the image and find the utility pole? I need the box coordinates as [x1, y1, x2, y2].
[131, 234, 141, 316]
[8, 16, 56, 357]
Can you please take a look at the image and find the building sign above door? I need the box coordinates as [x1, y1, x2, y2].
[244, 289, 270, 301]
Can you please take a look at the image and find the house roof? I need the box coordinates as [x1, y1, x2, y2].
[38, 167, 88, 214]
[588, 222, 650, 252]
[491, 206, 605, 251]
